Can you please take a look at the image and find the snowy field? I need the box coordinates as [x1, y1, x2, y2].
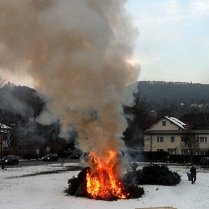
[0, 162, 208, 209]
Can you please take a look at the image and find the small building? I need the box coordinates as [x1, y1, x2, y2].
[144, 115, 209, 155]
[0, 123, 12, 158]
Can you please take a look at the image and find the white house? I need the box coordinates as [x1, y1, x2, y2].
[144, 116, 209, 155]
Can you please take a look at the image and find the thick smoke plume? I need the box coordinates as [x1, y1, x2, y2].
[0, 0, 140, 160]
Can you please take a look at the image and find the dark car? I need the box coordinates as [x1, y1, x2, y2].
[70, 149, 82, 159]
[200, 157, 209, 166]
[42, 154, 59, 161]
[3, 155, 19, 165]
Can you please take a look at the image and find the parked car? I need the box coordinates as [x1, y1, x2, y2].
[42, 154, 59, 161]
[3, 155, 19, 165]
[70, 149, 82, 159]
[200, 157, 209, 166]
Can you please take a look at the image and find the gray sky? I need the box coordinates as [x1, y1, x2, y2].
[1, 0, 209, 86]
[125, 0, 209, 84]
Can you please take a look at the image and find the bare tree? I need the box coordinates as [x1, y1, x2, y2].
[180, 131, 199, 164]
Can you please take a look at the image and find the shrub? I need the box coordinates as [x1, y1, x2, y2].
[125, 164, 181, 186]
[65, 167, 89, 197]
[125, 184, 144, 199]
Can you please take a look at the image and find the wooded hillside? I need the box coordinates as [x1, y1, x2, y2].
[134, 81, 209, 117]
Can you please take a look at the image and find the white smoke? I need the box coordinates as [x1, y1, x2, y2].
[0, 0, 140, 157]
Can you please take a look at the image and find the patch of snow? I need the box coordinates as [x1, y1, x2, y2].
[0, 163, 208, 209]
[165, 116, 186, 130]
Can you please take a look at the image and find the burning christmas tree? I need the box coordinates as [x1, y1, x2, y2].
[65, 150, 144, 201]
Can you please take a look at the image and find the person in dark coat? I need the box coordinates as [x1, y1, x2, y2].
[190, 165, 197, 184]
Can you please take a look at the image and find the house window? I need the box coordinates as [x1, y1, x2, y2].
[197, 137, 207, 143]
[157, 136, 164, 142]
[171, 136, 175, 142]
[162, 121, 166, 126]
[3, 133, 8, 140]
[157, 149, 164, 152]
[181, 149, 188, 155]
[199, 150, 206, 155]
[181, 137, 186, 142]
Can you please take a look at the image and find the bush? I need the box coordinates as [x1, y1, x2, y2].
[125, 184, 144, 199]
[65, 167, 89, 197]
[143, 151, 169, 162]
[125, 164, 181, 186]
[169, 154, 209, 164]
[65, 165, 180, 201]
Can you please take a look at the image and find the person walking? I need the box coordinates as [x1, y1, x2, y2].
[190, 165, 197, 184]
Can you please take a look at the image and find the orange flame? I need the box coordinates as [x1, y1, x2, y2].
[86, 150, 129, 200]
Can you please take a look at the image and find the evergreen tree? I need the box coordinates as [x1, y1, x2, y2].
[123, 85, 149, 148]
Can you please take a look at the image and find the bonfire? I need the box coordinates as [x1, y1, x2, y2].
[65, 150, 144, 201]
[85, 150, 129, 199]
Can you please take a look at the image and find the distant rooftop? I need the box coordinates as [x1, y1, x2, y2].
[180, 113, 209, 130]
[165, 116, 186, 130]
[0, 123, 11, 130]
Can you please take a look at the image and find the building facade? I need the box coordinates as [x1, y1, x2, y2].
[0, 123, 12, 158]
[144, 116, 209, 155]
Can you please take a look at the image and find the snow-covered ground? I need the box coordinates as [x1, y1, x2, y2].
[0, 162, 208, 209]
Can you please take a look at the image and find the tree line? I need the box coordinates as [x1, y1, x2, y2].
[0, 82, 149, 156]
[135, 81, 209, 118]
[1, 80, 207, 158]
[0, 83, 73, 158]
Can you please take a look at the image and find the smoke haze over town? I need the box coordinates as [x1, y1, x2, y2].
[0, 0, 141, 162]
